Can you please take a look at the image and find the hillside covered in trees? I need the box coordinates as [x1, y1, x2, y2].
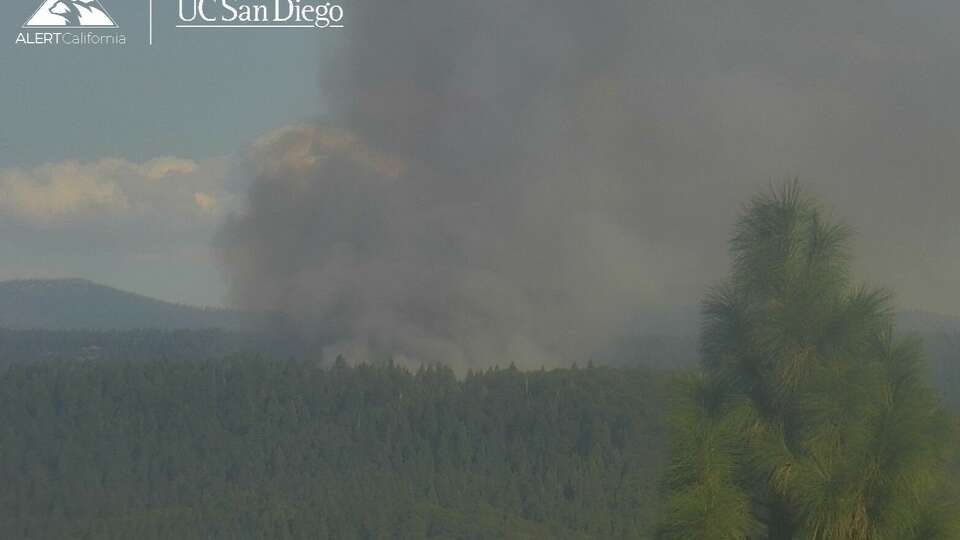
[1, 185, 958, 540]
[0, 279, 255, 331]
[0, 358, 668, 539]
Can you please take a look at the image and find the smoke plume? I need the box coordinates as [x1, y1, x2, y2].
[217, 0, 960, 369]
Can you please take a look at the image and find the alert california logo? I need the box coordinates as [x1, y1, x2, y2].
[16, 0, 127, 46]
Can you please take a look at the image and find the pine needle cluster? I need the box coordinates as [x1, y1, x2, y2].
[661, 182, 960, 539]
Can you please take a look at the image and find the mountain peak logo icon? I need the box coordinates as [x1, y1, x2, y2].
[23, 0, 117, 28]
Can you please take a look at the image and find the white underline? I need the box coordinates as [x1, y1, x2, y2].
[175, 24, 343, 28]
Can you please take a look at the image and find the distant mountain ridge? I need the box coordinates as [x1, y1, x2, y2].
[0, 277, 956, 339]
[0, 279, 254, 331]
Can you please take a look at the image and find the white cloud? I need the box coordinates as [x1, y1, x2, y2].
[0, 156, 233, 226]
[250, 124, 405, 180]
[0, 162, 127, 222]
[142, 157, 199, 180]
[193, 192, 219, 215]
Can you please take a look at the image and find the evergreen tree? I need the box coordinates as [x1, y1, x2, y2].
[661, 182, 960, 539]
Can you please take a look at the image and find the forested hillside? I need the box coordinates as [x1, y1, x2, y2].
[2, 324, 956, 415]
[0, 279, 254, 331]
[0, 358, 668, 539]
[0, 327, 292, 371]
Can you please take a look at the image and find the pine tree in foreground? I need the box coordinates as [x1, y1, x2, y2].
[660, 182, 960, 539]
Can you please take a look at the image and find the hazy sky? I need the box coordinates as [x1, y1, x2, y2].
[1, 0, 959, 325]
[0, 0, 338, 304]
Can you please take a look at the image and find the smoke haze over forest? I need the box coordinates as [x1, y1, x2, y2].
[215, 0, 960, 369]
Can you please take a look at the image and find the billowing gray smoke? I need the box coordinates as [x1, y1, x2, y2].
[217, 0, 960, 370]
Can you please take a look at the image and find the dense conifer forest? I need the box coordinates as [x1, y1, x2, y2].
[0, 358, 668, 539]
[1, 185, 958, 539]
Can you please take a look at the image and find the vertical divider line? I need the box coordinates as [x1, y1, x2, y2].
[149, 0, 153, 45]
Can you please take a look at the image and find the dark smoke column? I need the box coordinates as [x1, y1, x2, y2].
[216, 0, 682, 371]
